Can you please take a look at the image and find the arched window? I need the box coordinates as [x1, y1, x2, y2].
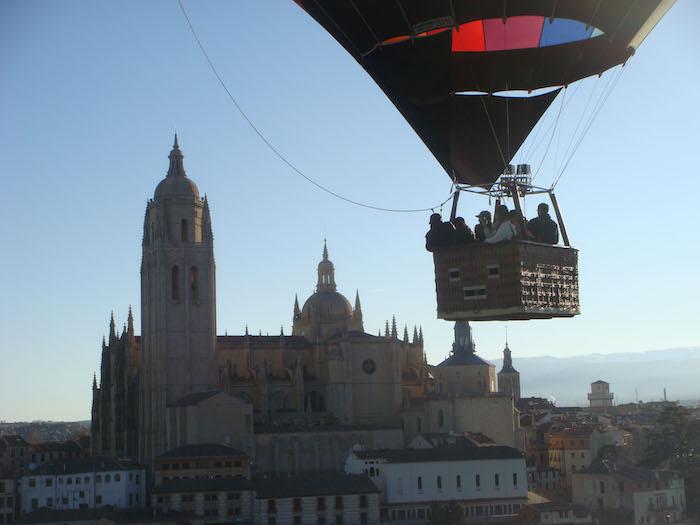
[190, 267, 199, 300]
[416, 417, 422, 432]
[438, 409, 444, 428]
[171, 266, 180, 300]
[456, 475, 462, 489]
[436, 476, 442, 490]
[181, 219, 188, 242]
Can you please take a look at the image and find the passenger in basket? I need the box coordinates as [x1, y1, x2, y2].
[425, 213, 454, 252]
[485, 205, 517, 244]
[508, 209, 531, 240]
[474, 211, 493, 242]
[451, 216, 475, 244]
[526, 203, 559, 244]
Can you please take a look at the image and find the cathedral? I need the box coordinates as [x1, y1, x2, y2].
[91, 137, 523, 472]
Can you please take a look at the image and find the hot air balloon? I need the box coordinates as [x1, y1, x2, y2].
[295, 0, 675, 321]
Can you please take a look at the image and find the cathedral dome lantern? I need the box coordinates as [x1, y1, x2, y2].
[294, 241, 356, 338]
[153, 134, 200, 200]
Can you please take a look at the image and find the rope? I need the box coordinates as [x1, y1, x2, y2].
[176, 0, 453, 213]
[532, 87, 567, 181]
[552, 65, 626, 188]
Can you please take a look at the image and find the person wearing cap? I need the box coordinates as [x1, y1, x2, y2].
[526, 203, 559, 244]
[474, 210, 493, 242]
[485, 205, 517, 244]
[425, 213, 454, 252]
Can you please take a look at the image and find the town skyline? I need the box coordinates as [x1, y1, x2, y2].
[1, 1, 699, 422]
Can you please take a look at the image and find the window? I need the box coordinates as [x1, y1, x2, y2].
[114, 474, 120, 482]
[96, 475, 102, 483]
[416, 417, 422, 432]
[463, 285, 486, 300]
[268, 518, 276, 525]
[171, 266, 180, 300]
[513, 473, 518, 487]
[495, 474, 500, 488]
[267, 499, 276, 513]
[135, 474, 140, 484]
[46, 498, 52, 507]
[438, 410, 444, 428]
[487, 264, 500, 278]
[181, 219, 188, 242]
[448, 268, 460, 281]
[317, 518, 326, 525]
[456, 475, 462, 489]
[369, 467, 375, 476]
[189, 266, 199, 298]
[45, 478, 53, 487]
[317, 497, 325, 511]
[437, 476, 442, 491]
[96, 495, 102, 505]
[360, 513, 368, 525]
[417, 477, 422, 491]
[476, 474, 481, 488]
[600, 481, 605, 494]
[335, 516, 343, 525]
[335, 496, 343, 510]
[31, 498, 38, 510]
[28, 479, 36, 488]
[105, 474, 111, 483]
[571, 452, 575, 459]
[62, 497, 68, 505]
[294, 517, 302, 525]
[293, 498, 302, 512]
[360, 495, 367, 508]
[67, 477, 73, 485]
[75, 477, 81, 484]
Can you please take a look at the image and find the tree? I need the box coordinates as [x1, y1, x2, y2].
[643, 405, 700, 515]
[429, 501, 468, 525]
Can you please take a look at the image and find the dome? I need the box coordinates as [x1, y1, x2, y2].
[301, 291, 353, 321]
[154, 176, 200, 200]
[154, 134, 200, 200]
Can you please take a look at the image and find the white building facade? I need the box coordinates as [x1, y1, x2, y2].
[345, 446, 527, 523]
[20, 457, 145, 513]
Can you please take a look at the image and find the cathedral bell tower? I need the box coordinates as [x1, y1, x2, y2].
[139, 135, 216, 462]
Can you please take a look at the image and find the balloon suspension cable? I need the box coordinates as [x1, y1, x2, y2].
[176, 0, 453, 214]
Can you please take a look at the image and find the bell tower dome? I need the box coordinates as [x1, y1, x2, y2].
[139, 135, 217, 463]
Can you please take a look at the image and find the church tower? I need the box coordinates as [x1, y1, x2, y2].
[497, 344, 521, 402]
[139, 136, 216, 462]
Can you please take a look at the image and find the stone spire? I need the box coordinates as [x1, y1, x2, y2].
[384, 320, 390, 337]
[293, 294, 301, 319]
[499, 344, 518, 374]
[167, 133, 185, 177]
[452, 321, 475, 355]
[245, 325, 249, 336]
[403, 324, 409, 343]
[353, 291, 363, 319]
[93, 373, 98, 390]
[418, 326, 424, 345]
[413, 325, 419, 344]
[391, 316, 398, 339]
[316, 239, 337, 292]
[126, 306, 135, 339]
[108, 312, 117, 346]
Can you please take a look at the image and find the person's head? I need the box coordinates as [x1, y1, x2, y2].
[537, 202, 549, 218]
[495, 204, 509, 222]
[476, 210, 491, 225]
[508, 209, 522, 225]
[429, 213, 442, 227]
[454, 216, 467, 229]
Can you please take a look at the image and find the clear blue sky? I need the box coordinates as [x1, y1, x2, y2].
[1, 1, 698, 421]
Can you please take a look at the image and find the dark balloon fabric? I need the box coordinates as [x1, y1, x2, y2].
[295, 0, 672, 185]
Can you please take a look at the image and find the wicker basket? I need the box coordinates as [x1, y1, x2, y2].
[433, 242, 579, 321]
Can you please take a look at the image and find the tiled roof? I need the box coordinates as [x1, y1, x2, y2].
[26, 456, 143, 476]
[217, 335, 311, 350]
[169, 390, 224, 407]
[354, 445, 523, 463]
[253, 473, 378, 499]
[579, 460, 675, 482]
[30, 441, 82, 453]
[158, 444, 246, 459]
[254, 423, 400, 435]
[1, 435, 29, 447]
[153, 477, 252, 494]
[436, 352, 494, 367]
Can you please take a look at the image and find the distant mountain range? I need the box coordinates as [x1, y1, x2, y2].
[489, 347, 700, 406]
